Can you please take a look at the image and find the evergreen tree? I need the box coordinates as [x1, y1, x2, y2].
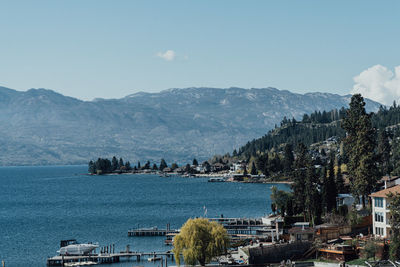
[111, 156, 118, 171]
[144, 160, 151, 169]
[192, 158, 198, 166]
[125, 161, 131, 170]
[119, 158, 124, 169]
[159, 158, 167, 170]
[388, 193, 400, 260]
[152, 163, 158, 170]
[342, 94, 378, 208]
[291, 143, 309, 217]
[250, 161, 257, 175]
[336, 158, 345, 193]
[377, 129, 391, 175]
[171, 163, 178, 170]
[283, 144, 294, 173]
[304, 161, 321, 224]
[243, 165, 248, 176]
[326, 152, 337, 212]
[185, 164, 191, 173]
[232, 149, 238, 157]
[88, 160, 95, 174]
[137, 161, 141, 169]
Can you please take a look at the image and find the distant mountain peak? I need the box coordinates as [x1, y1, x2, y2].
[0, 85, 382, 166]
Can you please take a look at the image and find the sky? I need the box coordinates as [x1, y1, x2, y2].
[0, 1, 399, 104]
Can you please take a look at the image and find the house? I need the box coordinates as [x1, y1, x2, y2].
[288, 226, 314, 242]
[315, 223, 351, 242]
[380, 175, 400, 190]
[336, 194, 355, 208]
[370, 184, 400, 238]
[212, 163, 226, 172]
[230, 163, 243, 172]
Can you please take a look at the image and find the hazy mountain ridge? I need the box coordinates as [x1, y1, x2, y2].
[0, 86, 381, 166]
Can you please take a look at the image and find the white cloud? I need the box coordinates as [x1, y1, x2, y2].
[351, 64, 400, 105]
[156, 50, 176, 61]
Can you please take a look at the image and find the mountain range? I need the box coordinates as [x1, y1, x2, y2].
[0, 86, 381, 166]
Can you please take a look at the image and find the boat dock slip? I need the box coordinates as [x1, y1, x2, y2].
[128, 224, 179, 236]
[47, 251, 173, 266]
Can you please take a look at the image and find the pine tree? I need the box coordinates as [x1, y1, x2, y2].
[159, 159, 167, 170]
[137, 161, 141, 169]
[119, 158, 124, 170]
[336, 158, 345, 193]
[250, 161, 257, 175]
[111, 156, 118, 171]
[342, 94, 378, 208]
[125, 161, 131, 170]
[377, 129, 391, 175]
[152, 163, 158, 170]
[88, 160, 95, 174]
[283, 144, 294, 173]
[326, 152, 337, 212]
[291, 143, 309, 217]
[192, 158, 198, 166]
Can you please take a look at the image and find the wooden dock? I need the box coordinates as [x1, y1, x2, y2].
[128, 224, 179, 236]
[47, 251, 174, 266]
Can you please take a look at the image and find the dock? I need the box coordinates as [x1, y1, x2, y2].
[47, 251, 174, 266]
[128, 224, 179, 237]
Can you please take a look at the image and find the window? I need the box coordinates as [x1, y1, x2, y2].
[375, 197, 383, 208]
[375, 227, 384, 236]
[375, 212, 384, 222]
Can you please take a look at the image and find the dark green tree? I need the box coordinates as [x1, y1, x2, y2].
[119, 158, 124, 169]
[342, 94, 378, 208]
[336, 158, 345, 193]
[171, 163, 179, 170]
[283, 144, 294, 173]
[159, 159, 167, 170]
[325, 153, 337, 212]
[152, 163, 158, 170]
[125, 161, 131, 170]
[291, 143, 309, 217]
[111, 156, 119, 171]
[88, 160, 95, 174]
[388, 192, 400, 260]
[144, 160, 151, 169]
[377, 129, 391, 175]
[192, 158, 198, 166]
[250, 161, 257, 175]
[137, 161, 141, 169]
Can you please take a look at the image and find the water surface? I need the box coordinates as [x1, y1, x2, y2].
[0, 165, 290, 266]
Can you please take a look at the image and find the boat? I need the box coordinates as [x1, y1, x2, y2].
[148, 256, 162, 262]
[57, 240, 99, 256]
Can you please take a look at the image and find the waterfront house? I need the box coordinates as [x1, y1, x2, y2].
[288, 226, 314, 242]
[380, 175, 400, 190]
[370, 184, 400, 238]
[336, 194, 355, 209]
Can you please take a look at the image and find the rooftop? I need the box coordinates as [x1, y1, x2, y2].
[370, 184, 400, 198]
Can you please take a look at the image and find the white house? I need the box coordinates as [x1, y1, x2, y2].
[370, 184, 400, 238]
[336, 194, 355, 208]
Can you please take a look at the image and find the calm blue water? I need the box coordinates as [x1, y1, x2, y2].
[0, 165, 290, 266]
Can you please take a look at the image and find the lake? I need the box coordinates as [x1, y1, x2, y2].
[0, 165, 290, 266]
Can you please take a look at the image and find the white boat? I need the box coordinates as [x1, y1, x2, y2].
[148, 256, 162, 262]
[57, 240, 98, 256]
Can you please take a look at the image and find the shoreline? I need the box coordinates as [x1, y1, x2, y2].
[88, 171, 293, 184]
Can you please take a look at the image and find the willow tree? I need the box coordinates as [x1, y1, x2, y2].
[173, 218, 230, 266]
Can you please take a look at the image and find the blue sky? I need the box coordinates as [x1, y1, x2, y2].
[0, 1, 399, 101]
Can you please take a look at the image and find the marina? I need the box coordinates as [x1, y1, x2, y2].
[47, 251, 174, 266]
